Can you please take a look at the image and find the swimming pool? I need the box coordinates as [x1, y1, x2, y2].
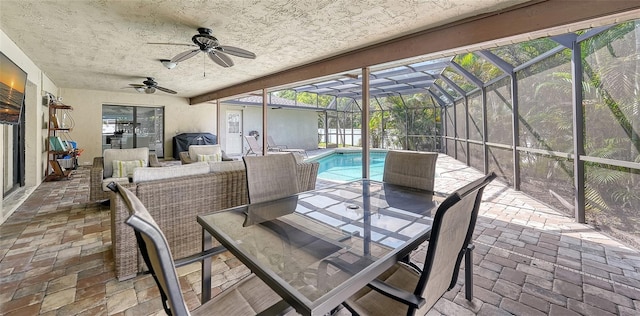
[312, 151, 387, 182]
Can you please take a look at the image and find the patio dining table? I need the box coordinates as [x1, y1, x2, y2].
[197, 179, 471, 316]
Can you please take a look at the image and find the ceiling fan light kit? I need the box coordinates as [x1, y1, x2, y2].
[160, 59, 177, 69]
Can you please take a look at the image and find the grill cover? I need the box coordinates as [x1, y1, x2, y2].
[172, 133, 217, 159]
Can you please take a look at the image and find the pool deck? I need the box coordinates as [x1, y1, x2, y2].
[1, 153, 639, 315]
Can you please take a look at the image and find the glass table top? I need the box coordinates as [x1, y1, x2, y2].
[198, 180, 443, 315]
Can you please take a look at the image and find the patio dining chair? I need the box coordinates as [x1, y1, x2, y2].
[109, 182, 293, 316]
[342, 173, 495, 316]
[243, 153, 299, 203]
[383, 150, 438, 191]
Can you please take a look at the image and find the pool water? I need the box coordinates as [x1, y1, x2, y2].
[313, 151, 387, 182]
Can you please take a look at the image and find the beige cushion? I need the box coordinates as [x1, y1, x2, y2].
[208, 161, 245, 173]
[101, 177, 129, 191]
[132, 162, 209, 182]
[112, 159, 146, 178]
[243, 153, 299, 203]
[103, 148, 149, 178]
[383, 150, 438, 191]
[197, 153, 221, 162]
[188, 145, 221, 161]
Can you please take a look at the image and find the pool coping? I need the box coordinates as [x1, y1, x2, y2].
[306, 148, 389, 162]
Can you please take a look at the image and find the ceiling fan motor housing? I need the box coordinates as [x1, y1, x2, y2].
[143, 77, 157, 87]
[193, 35, 219, 50]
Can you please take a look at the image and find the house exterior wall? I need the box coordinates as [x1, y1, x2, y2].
[60, 88, 216, 165]
[218, 104, 318, 155]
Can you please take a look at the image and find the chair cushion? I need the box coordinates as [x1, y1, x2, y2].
[132, 162, 210, 182]
[383, 151, 438, 191]
[101, 177, 129, 191]
[188, 145, 221, 161]
[103, 148, 149, 178]
[346, 263, 420, 315]
[208, 161, 245, 173]
[193, 274, 286, 316]
[112, 159, 146, 178]
[197, 153, 222, 162]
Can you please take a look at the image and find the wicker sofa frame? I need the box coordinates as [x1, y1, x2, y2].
[110, 161, 319, 280]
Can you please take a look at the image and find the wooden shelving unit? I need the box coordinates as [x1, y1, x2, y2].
[45, 102, 80, 181]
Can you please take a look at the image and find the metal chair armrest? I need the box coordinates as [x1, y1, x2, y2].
[174, 245, 227, 268]
[367, 279, 426, 309]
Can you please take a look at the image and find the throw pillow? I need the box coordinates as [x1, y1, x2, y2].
[197, 153, 222, 162]
[112, 159, 146, 178]
[189, 145, 222, 161]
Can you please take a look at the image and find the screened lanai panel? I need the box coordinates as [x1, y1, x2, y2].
[453, 53, 503, 83]
[326, 112, 339, 147]
[446, 105, 455, 138]
[469, 143, 483, 172]
[455, 101, 466, 139]
[489, 37, 559, 67]
[582, 21, 640, 162]
[336, 97, 355, 111]
[581, 20, 640, 247]
[520, 153, 575, 217]
[517, 51, 573, 152]
[443, 68, 476, 92]
[488, 146, 513, 186]
[407, 106, 437, 151]
[431, 87, 452, 106]
[434, 106, 442, 151]
[456, 141, 467, 163]
[585, 164, 640, 246]
[435, 79, 462, 100]
[468, 92, 483, 141]
[486, 78, 512, 145]
[446, 139, 454, 155]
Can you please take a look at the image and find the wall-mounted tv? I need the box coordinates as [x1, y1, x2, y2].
[0, 52, 28, 125]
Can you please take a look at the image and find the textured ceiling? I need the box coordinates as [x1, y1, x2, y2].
[0, 0, 530, 98]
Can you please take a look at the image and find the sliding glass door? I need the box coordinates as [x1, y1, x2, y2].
[102, 105, 165, 157]
[2, 112, 25, 197]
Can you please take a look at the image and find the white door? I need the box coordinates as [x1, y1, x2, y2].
[225, 110, 243, 154]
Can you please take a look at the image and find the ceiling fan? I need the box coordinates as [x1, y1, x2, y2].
[159, 28, 256, 68]
[127, 77, 177, 94]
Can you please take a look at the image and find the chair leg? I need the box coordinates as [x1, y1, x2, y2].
[201, 229, 213, 303]
[465, 243, 475, 300]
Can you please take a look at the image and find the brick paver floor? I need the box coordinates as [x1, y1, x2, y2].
[1, 154, 639, 315]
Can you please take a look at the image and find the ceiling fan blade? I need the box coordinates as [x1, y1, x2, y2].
[208, 51, 234, 68]
[156, 86, 177, 94]
[218, 46, 256, 59]
[170, 49, 201, 63]
[148, 42, 197, 47]
[129, 84, 145, 87]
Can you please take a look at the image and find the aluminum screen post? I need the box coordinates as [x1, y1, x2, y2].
[362, 67, 370, 179]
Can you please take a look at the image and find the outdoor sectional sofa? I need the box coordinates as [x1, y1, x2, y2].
[109, 159, 319, 280]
